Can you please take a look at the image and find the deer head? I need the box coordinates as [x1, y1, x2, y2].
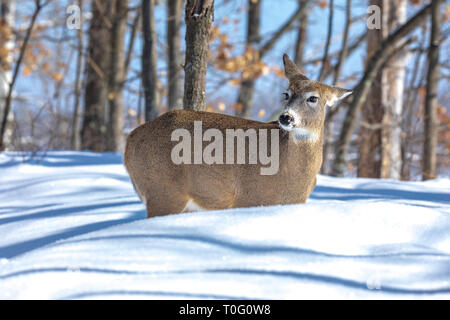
[278, 54, 352, 142]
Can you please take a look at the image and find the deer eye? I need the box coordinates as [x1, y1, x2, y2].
[282, 92, 290, 101]
[307, 96, 318, 103]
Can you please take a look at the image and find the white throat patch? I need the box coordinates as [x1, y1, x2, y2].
[292, 128, 319, 143]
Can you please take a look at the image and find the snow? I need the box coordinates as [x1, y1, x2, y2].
[0, 151, 449, 299]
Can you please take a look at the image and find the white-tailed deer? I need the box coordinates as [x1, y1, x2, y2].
[124, 54, 352, 218]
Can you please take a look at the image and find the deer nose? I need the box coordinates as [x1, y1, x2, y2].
[279, 113, 294, 126]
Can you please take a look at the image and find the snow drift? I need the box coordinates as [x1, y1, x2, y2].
[0, 152, 449, 299]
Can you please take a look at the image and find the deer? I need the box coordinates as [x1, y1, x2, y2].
[124, 54, 352, 218]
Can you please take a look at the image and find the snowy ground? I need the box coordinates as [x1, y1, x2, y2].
[0, 151, 449, 299]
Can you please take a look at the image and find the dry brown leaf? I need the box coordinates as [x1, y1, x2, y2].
[319, 1, 328, 9]
[22, 65, 33, 76]
[217, 102, 226, 111]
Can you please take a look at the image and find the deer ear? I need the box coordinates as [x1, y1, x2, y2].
[327, 86, 352, 107]
[283, 53, 304, 80]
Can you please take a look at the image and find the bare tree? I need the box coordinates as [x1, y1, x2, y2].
[235, 0, 261, 118]
[401, 34, 426, 180]
[183, 0, 214, 111]
[331, 3, 432, 177]
[358, 0, 384, 178]
[357, 0, 410, 179]
[142, 0, 159, 121]
[422, 0, 442, 180]
[0, 0, 47, 151]
[321, 0, 351, 174]
[0, 0, 15, 150]
[81, 1, 113, 151]
[380, 0, 408, 179]
[167, 0, 183, 110]
[70, 0, 84, 150]
[106, 0, 128, 152]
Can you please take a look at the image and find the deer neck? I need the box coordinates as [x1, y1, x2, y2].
[283, 127, 324, 174]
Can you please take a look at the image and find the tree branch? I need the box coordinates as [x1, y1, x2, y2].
[317, 0, 334, 82]
[258, 4, 305, 58]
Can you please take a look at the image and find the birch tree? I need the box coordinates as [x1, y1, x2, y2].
[380, 0, 408, 179]
[0, 0, 15, 150]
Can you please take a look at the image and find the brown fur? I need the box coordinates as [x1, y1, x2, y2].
[124, 54, 351, 218]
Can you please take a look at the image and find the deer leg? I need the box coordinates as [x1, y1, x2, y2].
[144, 189, 188, 218]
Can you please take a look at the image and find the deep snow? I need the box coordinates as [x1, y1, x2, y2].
[0, 151, 449, 299]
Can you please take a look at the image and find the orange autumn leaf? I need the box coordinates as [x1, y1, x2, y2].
[347, 162, 354, 171]
[445, 5, 450, 22]
[319, 1, 328, 9]
[41, 63, 50, 72]
[0, 47, 10, 60]
[22, 65, 33, 76]
[437, 106, 447, 117]
[128, 108, 137, 117]
[228, 78, 241, 86]
[232, 103, 243, 111]
[418, 85, 426, 98]
[107, 92, 116, 101]
[209, 25, 220, 41]
[271, 66, 285, 78]
[52, 72, 64, 82]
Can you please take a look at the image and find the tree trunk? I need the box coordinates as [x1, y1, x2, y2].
[142, 0, 159, 121]
[106, 0, 128, 152]
[358, 0, 384, 178]
[358, 0, 408, 179]
[0, 0, 15, 150]
[0, 0, 45, 151]
[70, 0, 84, 151]
[167, 0, 183, 111]
[183, 0, 214, 111]
[235, 0, 261, 118]
[422, 0, 441, 181]
[81, 0, 113, 151]
[380, 0, 407, 179]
